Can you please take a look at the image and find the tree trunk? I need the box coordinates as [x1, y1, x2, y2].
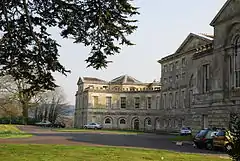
[9, 115, 12, 124]
[22, 103, 29, 125]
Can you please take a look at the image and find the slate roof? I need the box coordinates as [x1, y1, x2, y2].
[109, 75, 142, 84]
[82, 77, 107, 83]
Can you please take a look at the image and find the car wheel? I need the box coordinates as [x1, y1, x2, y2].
[84, 126, 87, 129]
[225, 143, 233, 152]
[206, 143, 213, 150]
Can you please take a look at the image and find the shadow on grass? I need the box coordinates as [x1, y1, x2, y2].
[0, 133, 33, 139]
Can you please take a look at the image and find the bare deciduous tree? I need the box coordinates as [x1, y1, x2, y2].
[0, 75, 45, 124]
[32, 87, 69, 124]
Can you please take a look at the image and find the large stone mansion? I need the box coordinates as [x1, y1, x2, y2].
[75, 0, 240, 131]
[74, 75, 161, 131]
[159, 0, 240, 130]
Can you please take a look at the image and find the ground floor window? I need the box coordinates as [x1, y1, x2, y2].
[147, 119, 151, 126]
[105, 118, 111, 124]
[119, 119, 126, 124]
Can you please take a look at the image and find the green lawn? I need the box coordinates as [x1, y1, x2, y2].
[55, 128, 143, 135]
[0, 144, 230, 161]
[169, 135, 193, 142]
[0, 124, 32, 139]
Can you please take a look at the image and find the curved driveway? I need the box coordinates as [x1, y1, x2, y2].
[0, 126, 228, 157]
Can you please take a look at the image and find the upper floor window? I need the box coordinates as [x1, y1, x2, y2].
[106, 97, 112, 108]
[169, 63, 173, 71]
[182, 57, 186, 66]
[203, 64, 210, 92]
[120, 97, 126, 108]
[169, 76, 173, 82]
[147, 97, 152, 109]
[156, 96, 160, 109]
[181, 90, 186, 108]
[182, 72, 186, 80]
[163, 94, 166, 109]
[234, 37, 240, 88]
[189, 90, 193, 106]
[164, 65, 168, 72]
[134, 97, 140, 108]
[93, 96, 98, 107]
[176, 74, 179, 80]
[175, 91, 179, 108]
[163, 78, 167, 84]
[175, 61, 179, 69]
[169, 93, 173, 109]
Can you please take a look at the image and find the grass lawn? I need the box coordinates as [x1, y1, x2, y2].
[0, 144, 230, 161]
[55, 128, 143, 135]
[0, 124, 32, 139]
[169, 135, 193, 142]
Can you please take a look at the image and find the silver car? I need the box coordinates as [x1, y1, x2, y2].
[83, 123, 102, 129]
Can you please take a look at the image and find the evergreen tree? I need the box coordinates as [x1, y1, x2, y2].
[0, 0, 139, 122]
[229, 113, 240, 161]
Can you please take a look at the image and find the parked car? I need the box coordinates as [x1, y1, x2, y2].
[35, 120, 52, 127]
[83, 123, 102, 129]
[180, 127, 192, 136]
[213, 129, 234, 152]
[193, 128, 218, 150]
[52, 122, 66, 128]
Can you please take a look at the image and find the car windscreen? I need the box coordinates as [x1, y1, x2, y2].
[205, 131, 217, 139]
[216, 131, 225, 136]
[196, 130, 208, 137]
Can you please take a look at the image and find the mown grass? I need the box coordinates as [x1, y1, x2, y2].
[169, 135, 193, 142]
[0, 144, 230, 161]
[55, 128, 144, 135]
[0, 124, 32, 139]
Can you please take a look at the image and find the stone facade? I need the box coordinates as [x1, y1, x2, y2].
[158, 0, 240, 132]
[74, 75, 162, 131]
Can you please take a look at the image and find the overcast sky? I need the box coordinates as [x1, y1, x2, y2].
[51, 0, 227, 105]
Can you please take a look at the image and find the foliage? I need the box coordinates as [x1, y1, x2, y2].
[228, 113, 240, 161]
[0, 0, 139, 94]
[0, 117, 37, 125]
[0, 76, 45, 124]
[0, 144, 230, 161]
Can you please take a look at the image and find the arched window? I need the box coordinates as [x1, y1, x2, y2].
[119, 119, 126, 124]
[234, 37, 240, 88]
[104, 118, 111, 124]
[147, 119, 151, 126]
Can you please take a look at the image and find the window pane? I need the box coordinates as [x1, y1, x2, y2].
[135, 97, 140, 108]
[121, 97, 126, 108]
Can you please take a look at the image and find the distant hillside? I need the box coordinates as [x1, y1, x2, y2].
[63, 105, 75, 117]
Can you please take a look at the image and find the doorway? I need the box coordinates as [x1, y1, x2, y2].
[133, 119, 139, 130]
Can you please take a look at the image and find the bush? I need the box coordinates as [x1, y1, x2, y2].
[228, 114, 240, 161]
[0, 117, 38, 125]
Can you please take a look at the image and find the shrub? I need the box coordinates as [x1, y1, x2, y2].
[228, 114, 240, 161]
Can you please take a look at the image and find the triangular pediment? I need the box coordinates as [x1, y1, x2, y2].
[210, 0, 240, 26]
[175, 33, 213, 54]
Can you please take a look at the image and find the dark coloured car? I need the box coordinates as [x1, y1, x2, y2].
[52, 122, 66, 128]
[193, 128, 218, 150]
